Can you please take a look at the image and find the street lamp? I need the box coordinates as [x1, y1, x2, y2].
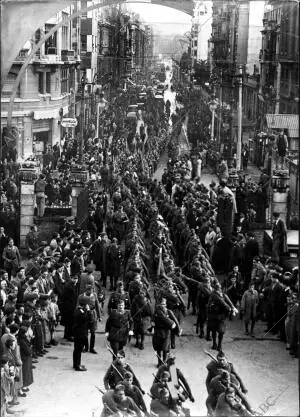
[209, 98, 218, 141]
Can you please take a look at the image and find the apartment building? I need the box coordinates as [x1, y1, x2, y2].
[1, 3, 81, 161]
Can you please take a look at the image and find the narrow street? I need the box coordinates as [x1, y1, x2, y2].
[10, 129, 298, 417]
[10, 246, 298, 417]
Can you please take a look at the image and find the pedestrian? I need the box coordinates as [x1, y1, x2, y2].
[2, 237, 21, 279]
[72, 295, 90, 371]
[240, 281, 259, 337]
[271, 212, 288, 264]
[60, 274, 79, 342]
[34, 174, 46, 218]
[18, 326, 33, 392]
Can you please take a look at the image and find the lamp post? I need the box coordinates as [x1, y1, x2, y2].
[209, 98, 218, 141]
[78, 75, 86, 165]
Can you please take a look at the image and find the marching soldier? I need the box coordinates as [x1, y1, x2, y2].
[103, 349, 144, 393]
[196, 276, 212, 339]
[105, 299, 133, 356]
[207, 282, 236, 351]
[206, 351, 247, 394]
[215, 387, 253, 416]
[107, 281, 130, 314]
[155, 353, 195, 404]
[206, 371, 253, 416]
[152, 298, 179, 367]
[106, 238, 122, 291]
[131, 290, 152, 350]
[123, 371, 148, 414]
[101, 384, 143, 417]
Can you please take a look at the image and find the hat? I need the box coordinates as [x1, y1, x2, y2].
[273, 212, 280, 218]
[209, 181, 216, 188]
[217, 351, 226, 359]
[86, 264, 95, 273]
[28, 277, 35, 285]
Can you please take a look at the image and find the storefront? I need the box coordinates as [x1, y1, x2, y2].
[32, 119, 52, 156]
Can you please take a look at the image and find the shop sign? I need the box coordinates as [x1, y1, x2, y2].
[61, 118, 78, 128]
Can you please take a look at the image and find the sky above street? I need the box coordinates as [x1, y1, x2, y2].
[127, 3, 192, 34]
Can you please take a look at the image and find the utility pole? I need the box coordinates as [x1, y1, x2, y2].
[217, 70, 223, 145]
[236, 65, 243, 171]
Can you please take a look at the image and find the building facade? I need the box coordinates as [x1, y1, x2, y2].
[1, 4, 81, 161]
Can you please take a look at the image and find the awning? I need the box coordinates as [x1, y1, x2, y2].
[266, 114, 299, 138]
[33, 105, 69, 120]
[34, 109, 59, 120]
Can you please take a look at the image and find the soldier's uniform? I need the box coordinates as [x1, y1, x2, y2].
[103, 360, 143, 392]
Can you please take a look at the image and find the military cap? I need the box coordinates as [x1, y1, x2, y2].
[117, 350, 126, 358]
[217, 351, 226, 359]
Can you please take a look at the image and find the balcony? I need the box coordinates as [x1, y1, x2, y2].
[13, 49, 30, 63]
[61, 50, 76, 62]
[33, 48, 63, 64]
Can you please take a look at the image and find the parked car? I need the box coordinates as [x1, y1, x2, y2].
[263, 229, 299, 271]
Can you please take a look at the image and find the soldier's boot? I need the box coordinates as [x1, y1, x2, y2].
[217, 333, 223, 351]
[199, 328, 204, 339]
[211, 331, 217, 350]
[245, 324, 249, 336]
[157, 351, 162, 367]
[135, 336, 140, 348]
[206, 329, 212, 341]
[139, 335, 145, 350]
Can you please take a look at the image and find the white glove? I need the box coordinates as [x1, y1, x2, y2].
[171, 323, 176, 329]
[105, 332, 109, 337]
[129, 330, 134, 336]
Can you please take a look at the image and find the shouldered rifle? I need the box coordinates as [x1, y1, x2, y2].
[204, 350, 217, 363]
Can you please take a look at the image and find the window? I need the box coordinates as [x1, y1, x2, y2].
[61, 68, 69, 94]
[62, 12, 69, 50]
[81, 34, 87, 51]
[46, 72, 51, 93]
[38, 72, 44, 93]
[38, 71, 51, 94]
[45, 24, 57, 54]
[194, 50, 197, 57]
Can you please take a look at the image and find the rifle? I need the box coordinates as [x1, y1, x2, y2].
[204, 350, 217, 363]
[94, 386, 115, 415]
